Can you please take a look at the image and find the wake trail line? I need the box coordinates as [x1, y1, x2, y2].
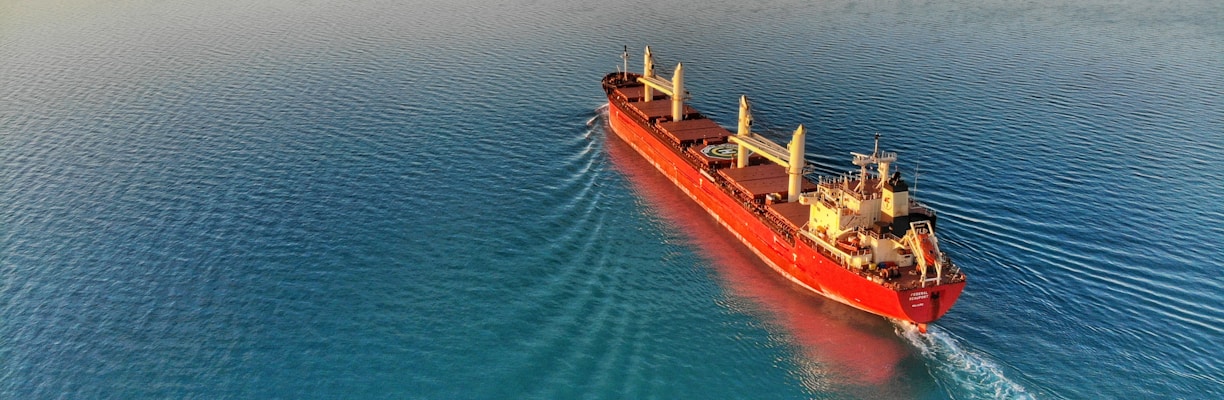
[897, 324, 1036, 400]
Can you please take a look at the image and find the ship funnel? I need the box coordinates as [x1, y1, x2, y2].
[643, 46, 655, 101]
[788, 125, 807, 202]
[737, 95, 753, 168]
[671, 62, 685, 122]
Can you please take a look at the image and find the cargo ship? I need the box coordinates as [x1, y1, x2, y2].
[601, 47, 966, 332]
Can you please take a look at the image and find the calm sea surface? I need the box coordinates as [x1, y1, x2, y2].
[3, 0, 1221, 398]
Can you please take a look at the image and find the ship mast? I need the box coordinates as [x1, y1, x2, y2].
[621, 45, 629, 81]
[635, 47, 688, 122]
[736, 96, 752, 168]
[851, 133, 896, 193]
[787, 125, 807, 202]
[671, 63, 684, 121]
[727, 97, 807, 202]
[642, 47, 655, 102]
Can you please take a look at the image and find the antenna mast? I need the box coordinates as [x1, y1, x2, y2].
[850, 132, 895, 193]
[873, 132, 880, 157]
[621, 46, 629, 81]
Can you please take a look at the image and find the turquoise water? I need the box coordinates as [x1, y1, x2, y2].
[2, 0, 1221, 398]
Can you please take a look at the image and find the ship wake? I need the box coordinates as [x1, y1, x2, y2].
[587, 103, 610, 127]
[896, 324, 1034, 400]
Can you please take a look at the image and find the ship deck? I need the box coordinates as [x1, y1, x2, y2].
[658, 119, 731, 144]
[613, 91, 824, 204]
[613, 86, 667, 102]
[717, 164, 818, 200]
[626, 99, 699, 122]
[767, 201, 808, 230]
[798, 231, 947, 292]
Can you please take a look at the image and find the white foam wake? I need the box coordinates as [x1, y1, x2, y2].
[584, 104, 609, 138]
[588, 103, 610, 126]
[897, 324, 1035, 400]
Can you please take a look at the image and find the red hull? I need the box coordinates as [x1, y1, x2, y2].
[605, 93, 964, 325]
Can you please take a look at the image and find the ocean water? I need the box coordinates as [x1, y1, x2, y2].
[2, 0, 1221, 398]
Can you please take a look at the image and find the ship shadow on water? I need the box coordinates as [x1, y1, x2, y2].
[596, 110, 932, 396]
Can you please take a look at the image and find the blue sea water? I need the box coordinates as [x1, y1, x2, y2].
[2, 0, 1221, 398]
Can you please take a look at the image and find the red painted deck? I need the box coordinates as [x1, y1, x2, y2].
[717, 164, 819, 199]
[657, 119, 731, 144]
